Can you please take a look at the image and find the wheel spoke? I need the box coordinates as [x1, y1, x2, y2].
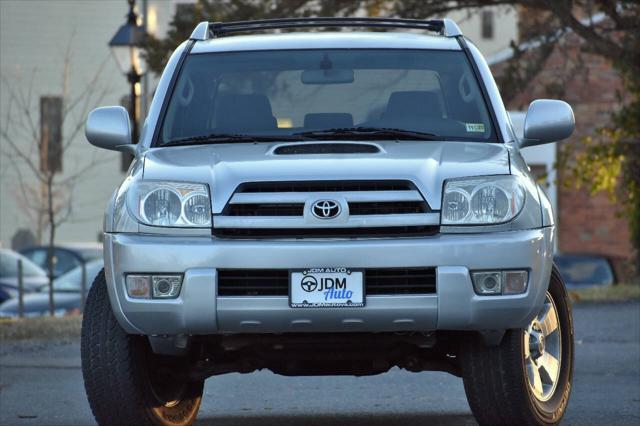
[524, 291, 564, 402]
[539, 352, 560, 384]
[540, 303, 559, 337]
[527, 359, 544, 396]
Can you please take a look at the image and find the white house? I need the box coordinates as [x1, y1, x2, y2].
[0, 0, 186, 248]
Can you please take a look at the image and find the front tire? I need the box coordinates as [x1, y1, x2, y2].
[461, 266, 574, 425]
[81, 269, 204, 426]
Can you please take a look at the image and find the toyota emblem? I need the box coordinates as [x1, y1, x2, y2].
[311, 199, 341, 219]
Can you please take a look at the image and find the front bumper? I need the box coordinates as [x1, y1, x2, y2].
[104, 228, 554, 335]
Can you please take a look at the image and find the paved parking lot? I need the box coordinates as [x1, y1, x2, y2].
[1, 301, 639, 425]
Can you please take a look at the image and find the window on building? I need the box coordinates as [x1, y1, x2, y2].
[40, 96, 63, 172]
[481, 10, 494, 40]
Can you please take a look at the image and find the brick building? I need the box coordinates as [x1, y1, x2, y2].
[488, 14, 635, 280]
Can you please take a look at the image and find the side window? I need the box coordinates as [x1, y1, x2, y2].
[23, 249, 48, 269]
[52, 251, 81, 277]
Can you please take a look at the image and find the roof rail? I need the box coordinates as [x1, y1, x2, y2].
[189, 17, 462, 41]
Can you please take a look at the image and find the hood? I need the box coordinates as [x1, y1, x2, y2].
[142, 140, 510, 212]
[0, 276, 49, 292]
[0, 292, 80, 316]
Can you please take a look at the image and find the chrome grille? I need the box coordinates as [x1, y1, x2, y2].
[213, 180, 438, 238]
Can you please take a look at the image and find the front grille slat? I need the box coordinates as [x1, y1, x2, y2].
[366, 268, 437, 295]
[217, 270, 289, 296]
[349, 201, 427, 215]
[217, 268, 436, 296]
[226, 203, 304, 216]
[236, 180, 415, 193]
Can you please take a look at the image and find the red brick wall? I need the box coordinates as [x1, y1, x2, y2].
[490, 31, 635, 278]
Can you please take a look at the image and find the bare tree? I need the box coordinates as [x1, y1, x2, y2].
[0, 38, 112, 315]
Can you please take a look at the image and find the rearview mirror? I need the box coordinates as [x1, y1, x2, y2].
[85, 106, 136, 154]
[301, 69, 354, 85]
[521, 99, 575, 148]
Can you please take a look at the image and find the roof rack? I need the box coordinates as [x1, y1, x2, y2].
[189, 17, 462, 41]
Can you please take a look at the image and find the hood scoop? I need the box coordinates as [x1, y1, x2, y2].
[273, 143, 380, 155]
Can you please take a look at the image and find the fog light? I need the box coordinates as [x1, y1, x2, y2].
[472, 271, 502, 295]
[152, 275, 182, 298]
[504, 270, 529, 294]
[126, 275, 151, 299]
[471, 270, 529, 295]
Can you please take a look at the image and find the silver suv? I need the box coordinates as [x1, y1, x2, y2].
[82, 18, 575, 426]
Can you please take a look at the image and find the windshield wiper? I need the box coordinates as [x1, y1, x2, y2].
[163, 133, 307, 147]
[294, 127, 442, 141]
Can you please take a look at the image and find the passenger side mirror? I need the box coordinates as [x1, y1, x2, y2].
[520, 100, 575, 148]
[85, 106, 136, 154]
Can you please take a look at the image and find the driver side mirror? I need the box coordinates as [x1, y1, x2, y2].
[521, 100, 575, 148]
[85, 106, 136, 154]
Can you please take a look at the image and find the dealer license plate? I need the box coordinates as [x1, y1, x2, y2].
[290, 268, 364, 308]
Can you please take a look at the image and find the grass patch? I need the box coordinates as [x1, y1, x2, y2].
[570, 284, 640, 303]
[0, 316, 81, 341]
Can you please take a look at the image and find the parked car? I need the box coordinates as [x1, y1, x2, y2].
[20, 243, 102, 278]
[0, 259, 104, 318]
[0, 249, 49, 303]
[554, 253, 616, 289]
[81, 18, 576, 426]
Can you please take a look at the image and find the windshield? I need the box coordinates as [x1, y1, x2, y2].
[159, 49, 497, 145]
[51, 260, 104, 292]
[0, 250, 45, 278]
[555, 256, 615, 287]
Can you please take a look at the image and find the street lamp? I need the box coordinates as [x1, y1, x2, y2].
[109, 0, 146, 152]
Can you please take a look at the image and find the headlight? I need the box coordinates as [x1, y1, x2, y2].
[128, 181, 211, 227]
[442, 176, 525, 225]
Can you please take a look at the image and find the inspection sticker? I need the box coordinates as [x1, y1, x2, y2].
[465, 123, 486, 133]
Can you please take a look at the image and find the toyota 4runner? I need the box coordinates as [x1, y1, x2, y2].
[82, 17, 575, 426]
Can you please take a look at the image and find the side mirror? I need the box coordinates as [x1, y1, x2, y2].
[85, 106, 136, 154]
[521, 99, 575, 148]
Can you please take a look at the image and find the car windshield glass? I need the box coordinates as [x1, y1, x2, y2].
[51, 260, 104, 292]
[555, 256, 614, 286]
[0, 250, 46, 278]
[159, 49, 497, 145]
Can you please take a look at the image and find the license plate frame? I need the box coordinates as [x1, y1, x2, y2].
[289, 268, 365, 308]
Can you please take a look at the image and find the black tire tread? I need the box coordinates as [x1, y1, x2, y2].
[81, 270, 202, 426]
[461, 266, 573, 426]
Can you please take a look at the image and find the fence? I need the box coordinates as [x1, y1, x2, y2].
[13, 259, 88, 318]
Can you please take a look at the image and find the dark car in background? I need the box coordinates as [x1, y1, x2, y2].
[0, 249, 49, 304]
[20, 243, 102, 278]
[0, 259, 104, 317]
[554, 253, 616, 289]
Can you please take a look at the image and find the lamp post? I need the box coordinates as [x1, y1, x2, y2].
[109, 0, 145, 164]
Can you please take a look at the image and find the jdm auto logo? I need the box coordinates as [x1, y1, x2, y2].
[311, 199, 341, 219]
[300, 275, 318, 292]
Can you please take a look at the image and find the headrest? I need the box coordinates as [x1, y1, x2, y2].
[215, 93, 277, 132]
[382, 91, 444, 122]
